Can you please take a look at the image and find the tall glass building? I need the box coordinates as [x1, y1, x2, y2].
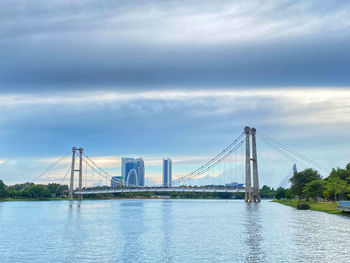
[122, 157, 145, 187]
[163, 158, 172, 187]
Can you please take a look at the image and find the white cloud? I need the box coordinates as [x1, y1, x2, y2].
[1, 88, 350, 125]
[2, 1, 350, 44]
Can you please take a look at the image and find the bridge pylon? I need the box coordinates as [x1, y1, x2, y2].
[244, 126, 253, 202]
[68, 147, 84, 201]
[244, 126, 261, 203]
[251, 128, 261, 202]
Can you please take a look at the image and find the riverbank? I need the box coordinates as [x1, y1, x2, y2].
[273, 200, 349, 215]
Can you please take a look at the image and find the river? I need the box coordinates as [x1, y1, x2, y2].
[0, 199, 349, 262]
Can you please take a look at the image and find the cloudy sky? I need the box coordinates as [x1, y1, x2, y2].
[1, 0, 350, 187]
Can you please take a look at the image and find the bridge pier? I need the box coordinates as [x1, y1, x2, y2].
[68, 147, 76, 201]
[78, 148, 83, 201]
[68, 147, 83, 201]
[251, 128, 261, 202]
[244, 126, 261, 203]
[244, 126, 253, 202]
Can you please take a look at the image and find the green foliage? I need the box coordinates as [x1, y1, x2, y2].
[297, 203, 311, 210]
[0, 180, 8, 198]
[285, 189, 294, 199]
[47, 183, 68, 197]
[260, 185, 276, 199]
[290, 168, 321, 197]
[289, 163, 350, 202]
[302, 180, 325, 201]
[0, 181, 69, 200]
[346, 163, 350, 171]
[275, 187, 286, 200]
[275, 200, 341, 214]
[26, 184, 51, 199]
[8, 182, 33, 191]
[326, 177, 349, 201]
[328, 167, 350, 182]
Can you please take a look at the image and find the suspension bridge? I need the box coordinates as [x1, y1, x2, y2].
[37, 126, 330, 202]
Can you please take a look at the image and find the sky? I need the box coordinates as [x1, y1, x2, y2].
[1, 0, 350, 187]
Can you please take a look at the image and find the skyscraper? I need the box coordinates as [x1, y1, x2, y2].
[163, 158, 172, 187]
[122, 157, 145, 187]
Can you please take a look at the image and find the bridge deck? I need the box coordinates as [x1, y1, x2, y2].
[74, 187, 245, 195]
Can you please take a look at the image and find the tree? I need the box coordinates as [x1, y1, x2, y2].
[7, 182, 34, 192]
[26, 185, 51, 199]
[302, 180, 325, 201]
[260, 185, 276, 199]
[47, 183, 68, 197]
[285, 189, 294, 199]
[346, 163, 350, 171]
[328, 167, 350, 182]
[290, 168, 321, 198]
[325, 177, 349, 201]
[275, 187, 286, 200]
[0, 180, 7, 198]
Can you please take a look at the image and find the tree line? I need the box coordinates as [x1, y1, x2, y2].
[0, 181, 68, 199]
[274, 163, 350, 201]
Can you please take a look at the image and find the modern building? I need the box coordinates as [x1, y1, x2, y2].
[111, 176, 124, 188]
[163, 158, 172, 187]
[122, 157, 145, 187]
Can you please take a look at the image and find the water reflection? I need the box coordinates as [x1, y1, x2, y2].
[64, 201, 84, 262]
[1, 200, 350, 262]
[160, 200, 173, 263]
[244, 203, 265, 263]
[119, 200, 145, 262]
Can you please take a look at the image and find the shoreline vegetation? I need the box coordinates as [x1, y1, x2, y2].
[273, 200, 350, 217]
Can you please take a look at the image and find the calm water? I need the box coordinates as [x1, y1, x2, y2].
[0, 199, 349, 263]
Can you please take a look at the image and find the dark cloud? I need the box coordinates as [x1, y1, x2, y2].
[1, 35, 350, 92]
[1, 0, 350, 91]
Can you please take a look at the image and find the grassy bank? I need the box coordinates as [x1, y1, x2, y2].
[273, 200, 344, 215]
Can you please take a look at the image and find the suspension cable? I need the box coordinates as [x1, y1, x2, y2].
[82, 158, 128, 187]
[173, 138, 245, 185]
[32, 153, 70, 182]
[54, 165, 71, 195]
[256, 135, 310, 171]
[172, 132, 244, 184]
[256, 132, 330, 174]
